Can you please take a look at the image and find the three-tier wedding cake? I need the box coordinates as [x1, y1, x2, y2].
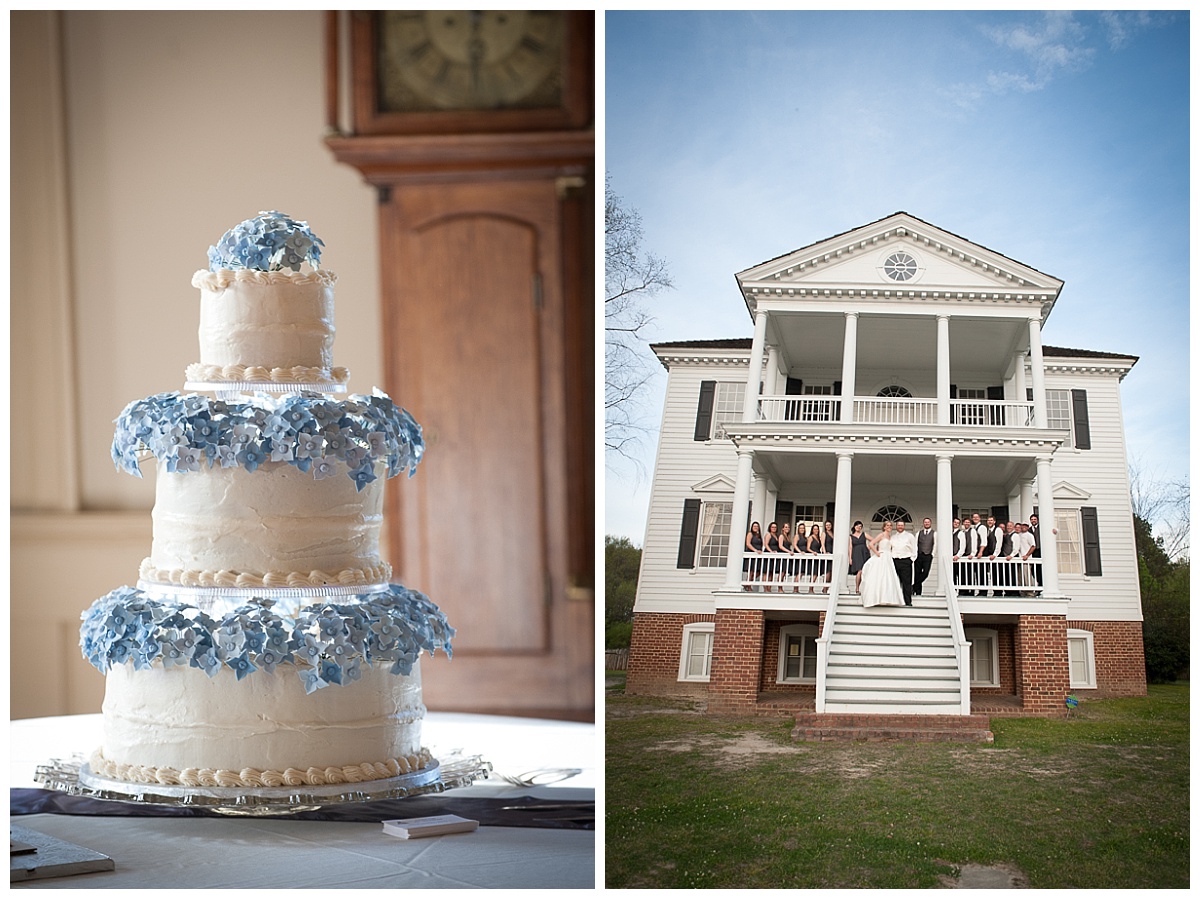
[79, 212, 454, 789]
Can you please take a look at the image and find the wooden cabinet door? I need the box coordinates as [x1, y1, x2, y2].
[380, 178, 592, 719]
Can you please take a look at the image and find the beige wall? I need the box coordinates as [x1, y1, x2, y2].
[12, 11, 381, 717]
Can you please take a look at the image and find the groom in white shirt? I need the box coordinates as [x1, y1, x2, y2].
[891, 520, 918, 606]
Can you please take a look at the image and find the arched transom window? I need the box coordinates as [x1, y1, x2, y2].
[871, 505, 912, 523]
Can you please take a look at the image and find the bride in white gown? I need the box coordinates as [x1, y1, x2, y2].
[859, 521, 906, 608]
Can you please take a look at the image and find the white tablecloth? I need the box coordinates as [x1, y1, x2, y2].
[11, 712, 595, 889]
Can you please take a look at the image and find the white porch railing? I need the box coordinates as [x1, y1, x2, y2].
[950, 557, 1043, 596]
[757, 396, 840, 423]
[740, 552, 834, 593]
[854, 396, 937, 424]
[756, 395, 1036, 428]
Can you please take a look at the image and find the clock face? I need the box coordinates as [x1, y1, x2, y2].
[378, 11, 564, 113]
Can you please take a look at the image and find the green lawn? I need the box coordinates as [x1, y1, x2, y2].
[605, 685, 1189, 889]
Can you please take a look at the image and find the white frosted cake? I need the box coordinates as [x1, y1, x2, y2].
[80, 212, 453, 789]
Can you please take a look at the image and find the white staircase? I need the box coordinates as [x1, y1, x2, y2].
[823, 593, 964, 714]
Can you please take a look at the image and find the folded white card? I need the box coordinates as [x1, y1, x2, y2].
[381, 815, 480, 839]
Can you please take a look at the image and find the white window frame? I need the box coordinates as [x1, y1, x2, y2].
[695, 501, 733, 569]
[710, 381, 746, 439]
[790, 504, 827, 541]
[1046, 388, 1073, 445]
[965, 627, 1000, 687]
[776, 623, 820, 684]
[678, 622, 715, 682]
[1056, 509, 1084, 575]
[1067, 628, 1096, 689]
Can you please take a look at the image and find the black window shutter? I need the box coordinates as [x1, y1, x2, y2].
[775, 501, 793, 528]
[677, 499, 702, 568]
[785, 378, 802, 420]
[1080, 506, 1102, 576]
[991, 505, 1009, 524]
[694, 381, 716, 441]
[1071, 389, 1091, 450]
[987, 385, 1005, 425]
[826, 501, 836, 525]
[832, 380, 842, 395]
[1026, 387, 1034, 402]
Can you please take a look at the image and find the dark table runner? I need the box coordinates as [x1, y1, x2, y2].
[11, 788, 593, 830]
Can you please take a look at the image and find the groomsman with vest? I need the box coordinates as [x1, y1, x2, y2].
[914, 517, 936, 596]
[1029, 513, 1043, 588]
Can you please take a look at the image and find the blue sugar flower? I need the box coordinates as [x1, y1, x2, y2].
[351, 464, 378, 492]
[237, 444, 266, 473]
[319, 659, 343, 685]
[227, 654, 256, 681]
[342, 445, 368, 471]
[294, 432, 321, 459]
[312, 458, 337, 480]
[213, 445, 239, 469]
[343, 658, 362, 683]
[161, 644, 186, 669]
[257, 648, 281, 674]
[176, 447, 203, 473]
[300, 668, 325, 695]
[268, 437, 295, 463]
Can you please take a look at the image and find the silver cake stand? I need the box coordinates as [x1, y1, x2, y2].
[34, 753, 492, 817]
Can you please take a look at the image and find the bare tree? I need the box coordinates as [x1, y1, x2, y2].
[1129, 457, 1190, 560]
[605, 175, 672, 467]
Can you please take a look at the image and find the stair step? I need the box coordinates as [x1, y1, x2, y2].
[829, 632, 952, 648]
[835, 624, 953, 639]
[830, 672, 960, 686]
[794, 712, 991, 740]
[825, 687, 961, 702]
[829, 642, 956, 658]
[825, 667, 959, 681]
[825, 696, 964, 710]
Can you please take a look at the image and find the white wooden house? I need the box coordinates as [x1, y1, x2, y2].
[626, 213, 1146, 719]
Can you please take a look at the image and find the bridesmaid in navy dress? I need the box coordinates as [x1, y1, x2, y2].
[743, 521, 764, 590]
[804, 524, 823, 593]
[848, 520, 871, 593]
[764, 522, 782, 591]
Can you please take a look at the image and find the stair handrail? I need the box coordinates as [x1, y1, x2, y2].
[814, 557, 845, 714]
[941, 553, 973, 715]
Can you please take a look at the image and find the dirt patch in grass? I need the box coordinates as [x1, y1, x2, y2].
[939, 862, 1030, 889]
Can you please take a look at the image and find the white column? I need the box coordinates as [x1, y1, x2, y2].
[723, 447, 755, 590]
[1028, 317, 1047, 428]
[765, 344, 781, 397]
[1020, 479, 1034, 523]
[742, 310, 769, 423]
[936, 454, 954, 553]
[1007, 487, 1021, 526]
[752, 475, 768, 532]
[839, 312, 859, 423]
[937, 314, 951, 426]
[829, 452, 854, 594]
[1035, 455, 1060, 595]
[1014, 352, 1027, 421]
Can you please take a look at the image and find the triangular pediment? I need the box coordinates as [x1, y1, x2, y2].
[1051, 480, 1092, 502]
[691, 474, 736, 496]
[737, 212, 1063, 298]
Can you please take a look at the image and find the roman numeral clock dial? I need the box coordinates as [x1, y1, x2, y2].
[380, 11, 563, 113]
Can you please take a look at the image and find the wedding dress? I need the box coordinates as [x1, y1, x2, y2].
[859, 536, 906, 608]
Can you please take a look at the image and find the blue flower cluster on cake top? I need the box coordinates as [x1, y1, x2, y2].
[207, 210, 324, 272]
[111, 390, 423, 489]
[80, 586, 454, 692]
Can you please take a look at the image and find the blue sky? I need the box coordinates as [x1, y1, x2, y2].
[603, 10, 1190, 544]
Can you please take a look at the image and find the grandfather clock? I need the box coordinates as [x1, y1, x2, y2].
[326, 11, 594, 720]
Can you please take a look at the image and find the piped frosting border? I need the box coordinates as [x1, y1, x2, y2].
[90, 747, 432, 787]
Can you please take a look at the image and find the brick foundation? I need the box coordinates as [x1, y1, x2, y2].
[625, 611, 714, 699]
[1014, 614, 1070, 716]
[708, 609, 765, 714]
[1067, 619, 1147, 697]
